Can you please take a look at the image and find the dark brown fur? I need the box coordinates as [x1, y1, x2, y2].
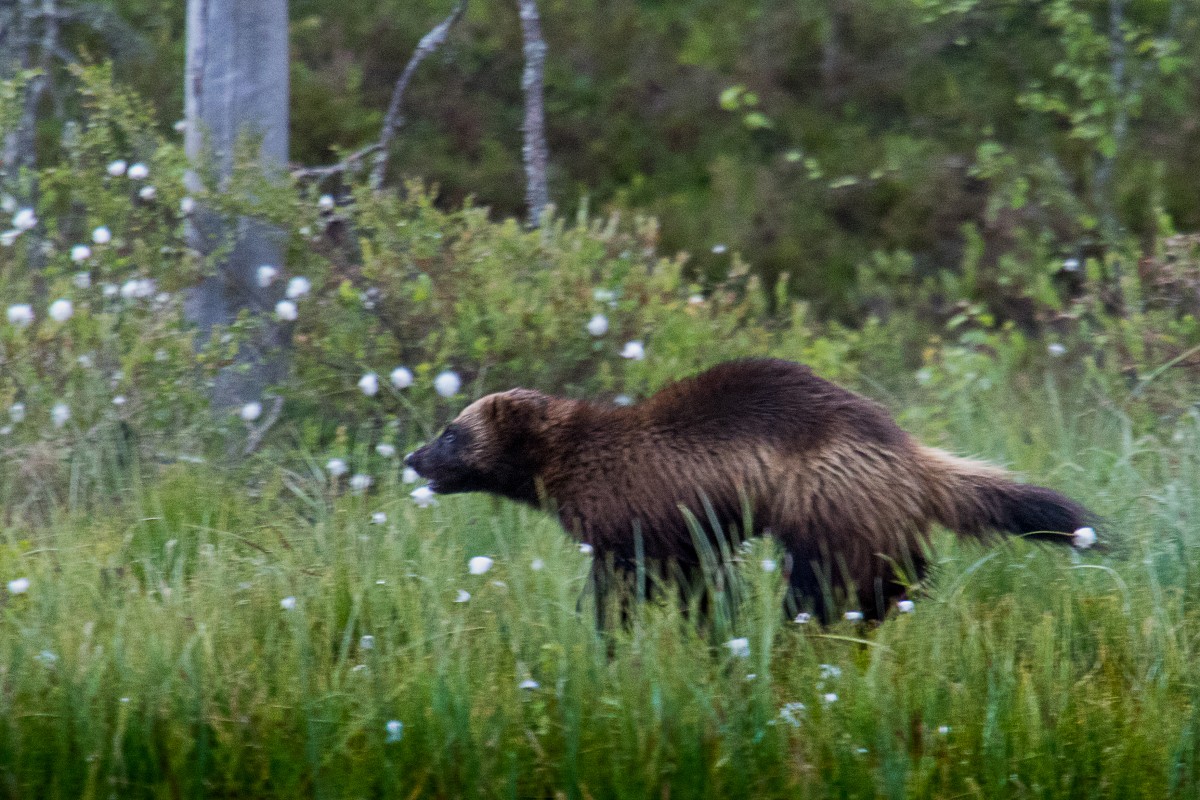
[406, 359, 1093, 619]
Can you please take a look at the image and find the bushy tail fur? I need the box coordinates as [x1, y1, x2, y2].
[917, 447, 1093, 544]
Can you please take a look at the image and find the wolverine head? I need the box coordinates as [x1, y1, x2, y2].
[405, 388, 550, 503]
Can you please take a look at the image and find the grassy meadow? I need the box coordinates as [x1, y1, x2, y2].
[1, 371, 1198, 799]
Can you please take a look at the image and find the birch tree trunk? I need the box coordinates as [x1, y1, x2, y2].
[183, 0, 290, 413]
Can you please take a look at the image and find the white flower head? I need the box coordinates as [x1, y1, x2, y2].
[402, 466, 420, 484]
[7, 304, 34, 327]
[385, 719, 403, 742]
[593, 288, 616, 303]
[70, 245, 92, 263]
[173, 120, 187, 133]
[112, 396, 127, 407]
[1072, 526, 1097, 549]
[454, 589, 471, 603]
[578, 543, 594, 556]
[138, 185, 157, 201]
[779, 702, 806, 728]
[107, 160, 127, 177]
[51, 403, 70, 429]
[620, 340, 645, 360]
[286, 276, 311, 299]
[360, 634, 375, 650]
[102, 283, 118, 298]
[92, 226, 112, 245]
[530, 558, 545, 571]
[256, 265, 279, 287]
[7, 577, 29, 595]
[127, 162, 149, 180]
[9, 403, 26, 423]
[711, 243, 728, 255]
[240, 402, 263, 422]
[358, 373, 379, 397]
[587, 313, 609, 337]
[326, 458, 348, 477]
[1047, 343, 1067, 357]
[434, 370, 461, 398]
[73, 272, 92, 290]
[822, 692, 838, 704]
[519, 679, 540, 690]
[937, 725, 951, 735]
[349, 473, 373, 493]
[280, 596, 296, 610]
[12, 208, 36, 231]
[844, 610, 864, 622]
[897, 599, 915, 614]
[180, 196, 196, 215]
[1062, 257, 1080, 272]
[724, 637, 751, 658]
[411, 485, 437, 508]
[48, 299, 73, 323]
[0, 230, 20, 247]
[761, 558, 777, 573]
[614, 394, 634, 407]
[468, 556, 494, 575]
[318, 194, 336, 212]
[370, 512, 387, 525]
[819, 664, 842, 679]
[390, 366, 413, 389]
[274, 300, 298, 321]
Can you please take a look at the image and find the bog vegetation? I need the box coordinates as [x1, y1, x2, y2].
[1, 33, 1200, 800]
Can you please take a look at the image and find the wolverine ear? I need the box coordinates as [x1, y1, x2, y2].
[489, 389, 549, 431]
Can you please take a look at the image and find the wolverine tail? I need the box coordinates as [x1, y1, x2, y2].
[917, 446, 1093, 545]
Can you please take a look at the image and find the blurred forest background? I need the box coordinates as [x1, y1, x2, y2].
[9, 0, 1200, 322]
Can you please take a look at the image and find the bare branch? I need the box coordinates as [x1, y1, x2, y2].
[517, 0, 550, 225]
[291, 142, 381, 181]
[369, 0, 467, 190]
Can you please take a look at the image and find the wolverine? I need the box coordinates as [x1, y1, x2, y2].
[405, 358, 1093, 619]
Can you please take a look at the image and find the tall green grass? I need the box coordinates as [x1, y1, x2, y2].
[0, 377, 1198, 798]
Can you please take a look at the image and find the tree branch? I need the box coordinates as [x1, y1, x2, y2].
[517, 0, 549, 225]
[368, 0, 467, 190]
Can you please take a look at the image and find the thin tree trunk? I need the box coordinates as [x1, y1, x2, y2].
[517, 0, 549, 225]
[183, 0, 290, 414]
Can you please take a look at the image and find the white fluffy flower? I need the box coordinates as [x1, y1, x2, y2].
[120, 278, 155, 300]
[411, 485, 437, 507]
[711, 243, 728, 254]
[349, 473, 373, 492]
[0, 230, 19, 247]
[107, 160, 127, 177]
[937, 725, 951, 735]
[434, 371, 461, 398]
[897, 599, 915, 614]
[48, 299, 73, 323]
[724, 637, 751, 658]
[402, 467, 420, 484]
[620, 340, 645, 360]
[530, 558, 545, 571]
[326, 458, 348, 477]
[274, 300, 298, 321]
[240, 402, 263, 422]
[822, 692, 838, 704]
[286, 276, 311, 299]
[102, 283, 118, 297]
[7, 577, 29, 595]
[173, 120, 187, 133]
[12, 208, 36, 231]
[761, 558, 777, 572]
[256, 265, 279, 287]
[127, 162, 149, 180]
[779, 701, 806, 728]
[138, 185, 157, 201]
[385, 719, 403, 742]
[390, 366, 413, 389]
[453, 589, 470, 603]
[360, 634, 375, 650]
[318, 194, 335, 212]
[376, 443, 397, 458]
[180, 196, 196, 215]
[844, 610, 864, 622]
[587, 313, 609, 337]
[70, 244, 92, 263]
[519, 679, 540, 690]
[9, 403, 26, 423]
[370, 512, 387, 525]
[614, 394, 633, 406]
[1072, 526, 1097, 549]
[1047, 343, 1067, 357]
[579, 543, 594, 555]
[51, 403, 70, 429]
[358, 373, 379, 397]
[1062, 257, 1080, 272]
[92, 226, 112, 245]
[468, 556, 494, 575]
[7, 304, 34, 327]
[280, 596, 297, 610]
[73, 272, 92, 289]
[112, 396, 127, 407]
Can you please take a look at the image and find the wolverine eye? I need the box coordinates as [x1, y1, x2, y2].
[442, 428, 457, 445]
